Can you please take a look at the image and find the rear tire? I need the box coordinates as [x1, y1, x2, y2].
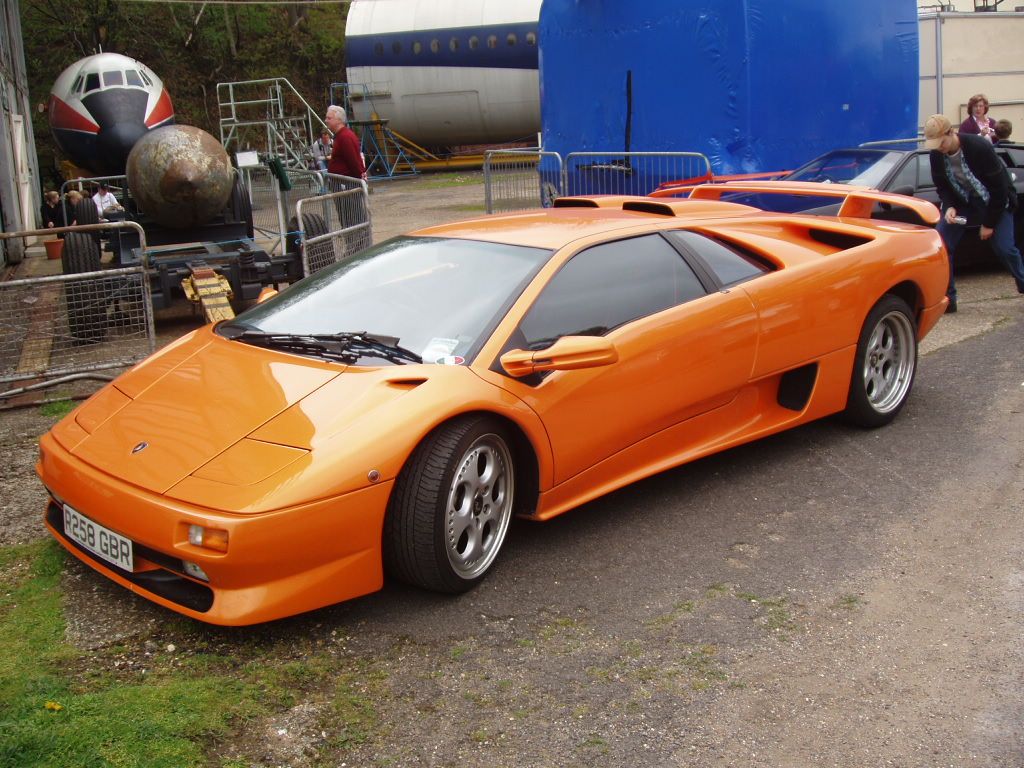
[61, 232, 106, 343]
[842, 295, 917, 428]
[73, 198, 99, 227]
[300, 212, 334, 273]
[383, 416, 516, 593]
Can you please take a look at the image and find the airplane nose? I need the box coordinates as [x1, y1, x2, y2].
[96, 122, 148, 176]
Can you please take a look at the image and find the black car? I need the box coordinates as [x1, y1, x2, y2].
[781, 140, 1024, 266]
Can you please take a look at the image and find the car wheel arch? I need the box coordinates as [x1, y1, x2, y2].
[884, 280, 924, 325]
[387, 409, 542, 519]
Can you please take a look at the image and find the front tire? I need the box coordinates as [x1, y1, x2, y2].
[842, 294, 917, 428]
[384, 416, 516, 593]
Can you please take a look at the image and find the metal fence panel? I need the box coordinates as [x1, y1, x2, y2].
[1, 267, 154, 388]
[562, 152, 711, 197]
[296, 186, 373, 276]
[484, 150, 564, 213]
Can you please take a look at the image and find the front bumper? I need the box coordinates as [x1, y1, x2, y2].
[38, 431, 392, 625]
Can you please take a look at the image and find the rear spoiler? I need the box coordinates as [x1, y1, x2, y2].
[651, 180, 941, 226]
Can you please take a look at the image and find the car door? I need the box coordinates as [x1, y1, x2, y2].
[494, 232, 760, 485]
[875, 152, 940, 225]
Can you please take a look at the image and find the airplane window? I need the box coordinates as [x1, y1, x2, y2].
[487, 35, 497, 49]
[430, 38, 439, 53]
[392, 41, 401, 54]
[85, 73, 100, 92]
[526, 32, 537, 46]
[469, 36, 479, 49]
[103, 71, 124, 87]
[413, 41, 422, 54]
[126, 70, 143, 86]
[140, 70, 153, 86]
[449, 37, 459, 52]
[507, 33, 517, 46]
[72, 75, 83, 93]
[374, 42, 384, 56]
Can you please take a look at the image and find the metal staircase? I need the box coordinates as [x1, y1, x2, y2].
[218, 78, 326, 168]
[331, 83, 420, 179]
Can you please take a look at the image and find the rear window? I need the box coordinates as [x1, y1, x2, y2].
[667, 230, 772, 287]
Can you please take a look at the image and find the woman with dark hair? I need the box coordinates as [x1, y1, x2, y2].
[960, 93, 996, 142]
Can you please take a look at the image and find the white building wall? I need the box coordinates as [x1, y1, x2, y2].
[919, 10, 1024, 134]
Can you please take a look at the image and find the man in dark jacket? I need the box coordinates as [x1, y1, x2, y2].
[924, 113, 1024, 313]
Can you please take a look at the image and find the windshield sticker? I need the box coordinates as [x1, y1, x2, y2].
[436, 355, 466, 366]
[422, 338, 460, 363]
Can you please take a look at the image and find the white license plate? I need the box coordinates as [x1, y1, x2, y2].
[63, 504, 133, 571]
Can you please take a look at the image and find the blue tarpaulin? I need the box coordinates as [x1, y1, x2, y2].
[538, 0, 919, 179]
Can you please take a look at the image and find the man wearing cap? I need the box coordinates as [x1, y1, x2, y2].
[924, 113, 1024, 313]
[92, 182, 120, 219]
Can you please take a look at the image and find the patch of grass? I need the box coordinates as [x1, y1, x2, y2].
[449, 644, 469, 661]
[646, 599, 696, 628]
[38, 399, 76, 419]
[418, 174, 482, 189]
[0, 541, 379, 768]
[449, 203, 488, 213]
[837, 593, 863, 611]
[705, 582, 730, 598]
[736, 591, 797, 635]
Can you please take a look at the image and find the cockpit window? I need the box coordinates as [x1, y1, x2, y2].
[125, 70, 143, 86]
[85, 73, 100, 92]
[72, 75, 83, 93]
[140, 70, 153, 86]
[103, 71, 124, 87]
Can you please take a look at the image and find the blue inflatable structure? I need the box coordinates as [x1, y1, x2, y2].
[538, 0, 919, 190]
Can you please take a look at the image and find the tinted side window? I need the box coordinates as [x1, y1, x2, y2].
[519, 235, 706, 350]
[916, 154, 934, 189]
[667, 230, 770, 287]
[888, 156, 918, 192]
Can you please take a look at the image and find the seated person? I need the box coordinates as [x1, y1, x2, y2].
[92, 182, 123, 218]
[994, 119, 1013, 145]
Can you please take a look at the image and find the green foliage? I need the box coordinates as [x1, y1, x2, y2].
[39, 399, 76, 419]
[20, 0, 349, 186]
[0, 540, 376, 768]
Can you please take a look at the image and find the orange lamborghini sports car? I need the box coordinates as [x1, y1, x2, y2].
[38, 182, 948, 625]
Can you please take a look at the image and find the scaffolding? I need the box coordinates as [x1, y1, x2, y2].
[218, 78, 326, 169]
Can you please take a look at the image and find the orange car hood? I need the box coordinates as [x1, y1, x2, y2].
[64, 331, 340, 495]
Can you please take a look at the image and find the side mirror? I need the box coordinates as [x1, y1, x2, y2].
[500, 335, 619, 378]
[888, 185, 915, 196]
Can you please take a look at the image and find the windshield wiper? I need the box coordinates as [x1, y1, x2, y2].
[219, 327, 422, 365]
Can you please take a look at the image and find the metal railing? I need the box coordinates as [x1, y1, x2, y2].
[295, 185, 373, 276]
[0, 222, 155, 401]
[484, 150, 564, 213]
[562, 152, 712, 197]
[218, 78, 328, 168]
[484, 150, 712, 213]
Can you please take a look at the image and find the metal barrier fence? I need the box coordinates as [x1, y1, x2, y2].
[562, 152, 711, 197]
[295, 186, 373, 276]
[484, 150, 564, 213]
[59, 175, 130, 226]
[0, 222, 155, 401]
[483, 150, 711, 213]
[239, 167, 369, 259]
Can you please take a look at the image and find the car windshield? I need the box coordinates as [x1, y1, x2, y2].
[222, 236, 551, 365]
[784, 150, 905, 187]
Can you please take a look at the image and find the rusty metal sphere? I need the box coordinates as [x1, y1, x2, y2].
[126, 125, 233, 228]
